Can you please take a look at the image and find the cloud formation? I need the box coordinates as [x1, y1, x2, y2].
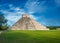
[25, 0, 48, 13]
[0, 4, 38, 26]
[0, 0, 60, 26]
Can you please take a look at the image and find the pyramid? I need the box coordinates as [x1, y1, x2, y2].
[10, 14, 49, 30]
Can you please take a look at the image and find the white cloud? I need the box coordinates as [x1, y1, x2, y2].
[5, 15, 21, 21]
[9, 4, 25, 12]
[10, 7, 20, 11]
[24, 0, 47, 13]
[6, 15, 21, 26]
[0, 10, 22, 26]
[0, 4, 25, 26]
[29, 14, 38, 20]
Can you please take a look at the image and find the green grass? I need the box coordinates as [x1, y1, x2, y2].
[0, 30, 60, 43]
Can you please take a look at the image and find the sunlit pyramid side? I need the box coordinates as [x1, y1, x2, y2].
[10, 14, 49, 30]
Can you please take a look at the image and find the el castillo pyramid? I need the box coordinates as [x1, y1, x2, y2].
[10, 14, 49, 30]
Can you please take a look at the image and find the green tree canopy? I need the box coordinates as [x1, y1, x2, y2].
[0, 13, 8, 30]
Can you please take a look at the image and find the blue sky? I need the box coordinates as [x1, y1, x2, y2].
[0, 0, 60, 26]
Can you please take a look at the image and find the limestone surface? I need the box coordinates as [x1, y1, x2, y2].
[10, 14, 49, 30]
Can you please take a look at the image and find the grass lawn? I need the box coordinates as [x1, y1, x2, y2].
[0, 30, 60, 43]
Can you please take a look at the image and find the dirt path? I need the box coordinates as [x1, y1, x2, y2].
[0, 32, 1, 34]
[0, 31, 3, 35]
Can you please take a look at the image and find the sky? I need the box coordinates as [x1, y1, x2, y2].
[0, 0, 60, 26]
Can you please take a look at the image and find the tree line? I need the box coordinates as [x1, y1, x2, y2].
[47, 26, 60, 30]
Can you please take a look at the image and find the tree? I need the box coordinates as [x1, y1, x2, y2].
[47, 26, 60, 30]
[0, 13, 8, 30]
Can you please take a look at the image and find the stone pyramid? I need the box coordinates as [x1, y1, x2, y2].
[10, 14, 49, 30]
